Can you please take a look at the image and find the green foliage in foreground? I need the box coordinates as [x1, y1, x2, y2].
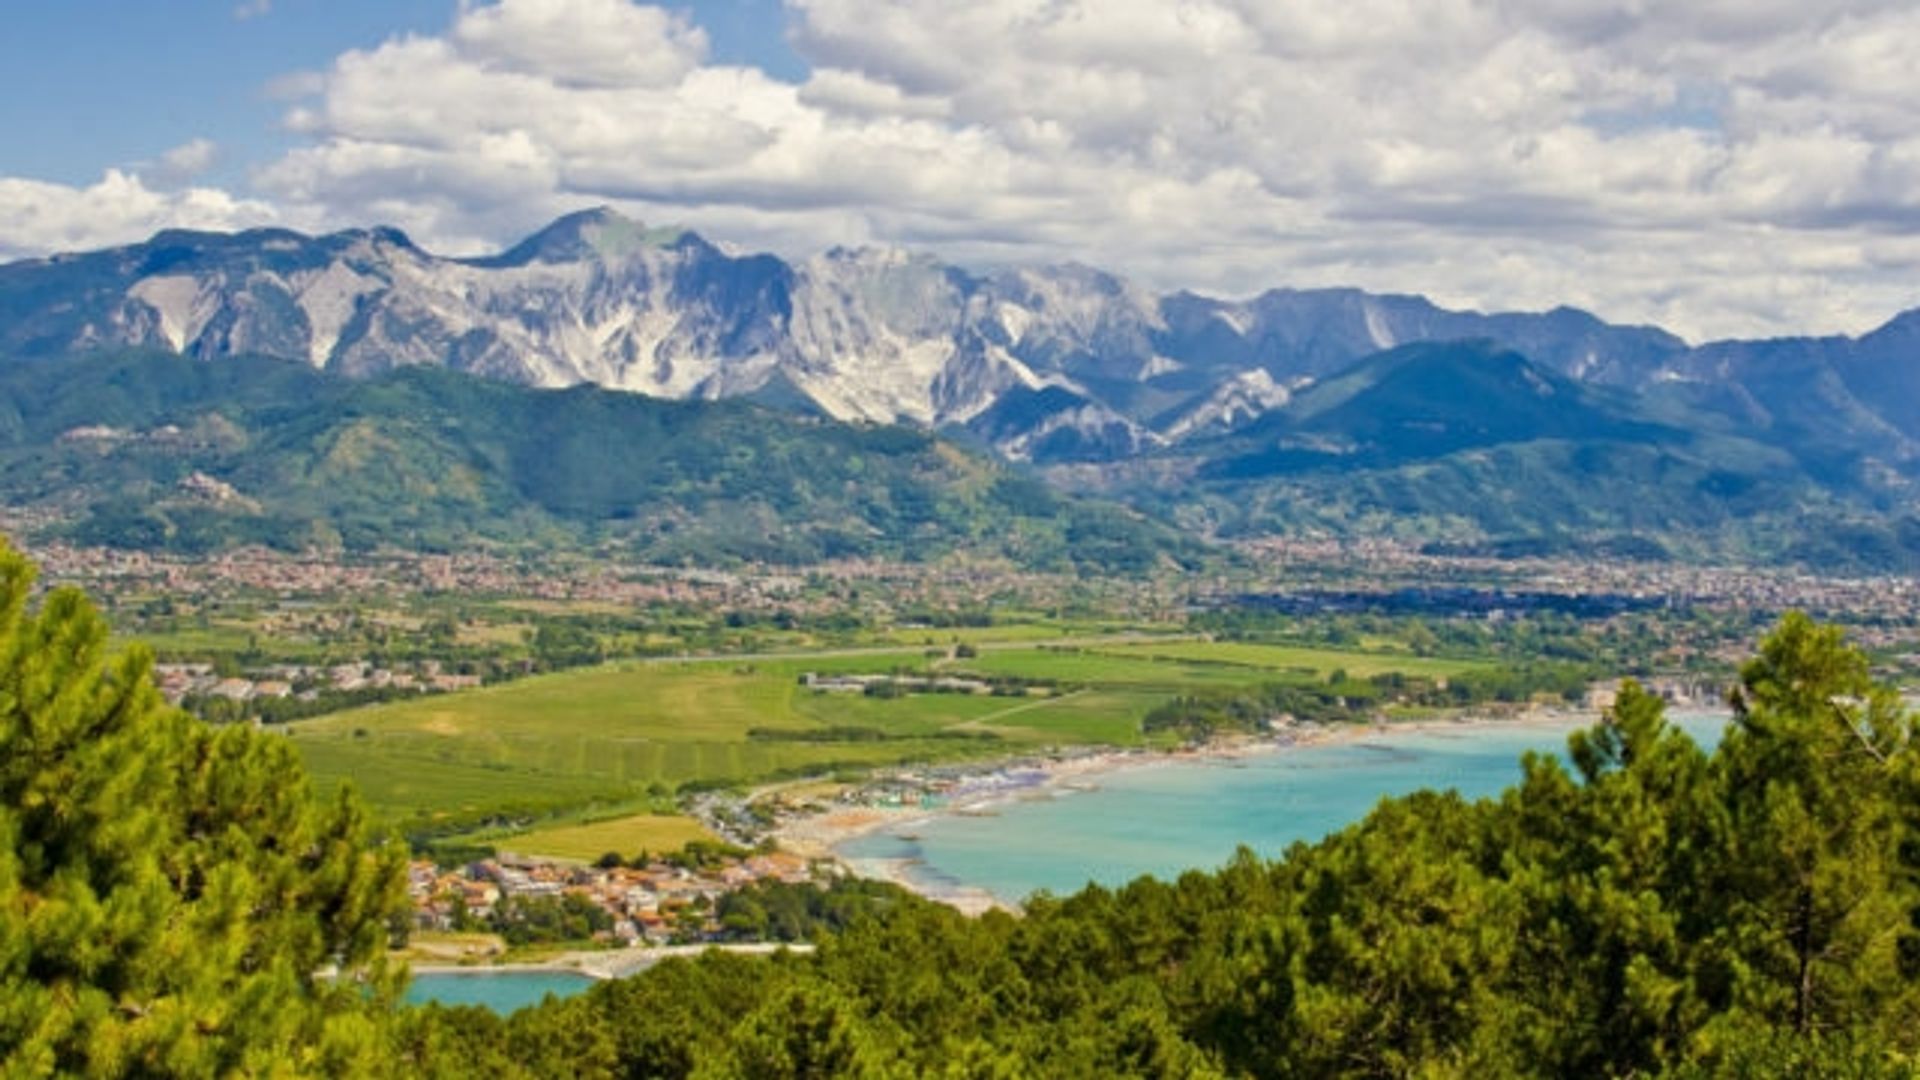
[410, 614, 1920, 1077]
[0, 541, 407, 1075]
[713, 878, 911, 944]
[485, 894, 613, 947]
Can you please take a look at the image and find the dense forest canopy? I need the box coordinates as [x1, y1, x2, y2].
[1, 536, 1916, 1076]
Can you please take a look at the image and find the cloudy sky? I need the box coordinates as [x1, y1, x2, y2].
[4, 0, 1920, 341]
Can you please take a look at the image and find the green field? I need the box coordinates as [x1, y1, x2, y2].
[1085, 641, 1488, 679]
[499, 814, 717, 862]
[950, 648, 1271, 688]
[128, 624, 332, 661]
[290, 652, 1139, 821]
[289, 635, 1481, 829]
[868, 620, 1166, 647]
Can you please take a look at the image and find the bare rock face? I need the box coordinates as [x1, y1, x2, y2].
[10, 207, 1918, 470]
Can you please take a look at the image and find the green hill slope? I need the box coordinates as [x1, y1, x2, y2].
[0, 350, 1203, 572]
[1088, 341, 1917, 567]
[1209, 340, 1681, 473]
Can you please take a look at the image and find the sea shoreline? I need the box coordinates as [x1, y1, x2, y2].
[407, 941, 812, 980]
[775, 705, 1679, 914]
[402, 707, 1711, 978]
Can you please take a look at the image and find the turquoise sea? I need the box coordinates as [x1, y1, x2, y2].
[404, 970, 598, 1012]
[404, 714, 1727, 1011]
[841, 712, 1730, 905]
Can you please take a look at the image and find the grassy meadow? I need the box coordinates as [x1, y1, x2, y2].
[1083, 640, 1486, 679]
[497, 813, 718, 863]
[287, 633, 1489, 832]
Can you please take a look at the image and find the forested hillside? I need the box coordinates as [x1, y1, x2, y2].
[10, 217, 1920, 570]
[1077, 340, 1920, 569]
[0, 350, 1199, 572]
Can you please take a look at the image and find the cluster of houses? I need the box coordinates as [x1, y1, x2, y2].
[408, 851, 816, 946]
[154, 660, 483, 706]
[29, 540, 812, 610]
[1241, 536, 1920, 626]
[1582, 676, 1726, 712]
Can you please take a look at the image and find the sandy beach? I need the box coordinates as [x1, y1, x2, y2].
[408, 941, 814, 980]
[773, 705, 1637, 914]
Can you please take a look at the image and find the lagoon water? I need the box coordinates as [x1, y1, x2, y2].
[405, 970, 598, 1012]
[842, 712, 1729, 905]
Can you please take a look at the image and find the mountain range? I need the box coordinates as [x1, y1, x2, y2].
[0, 349, 1199, 571]
[3, 209, 1920, 568]
[0, 208, 1698, 453]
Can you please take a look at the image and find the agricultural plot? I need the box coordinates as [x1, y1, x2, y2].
[497, 814, 718, 863]
[290, 634, 1472, 827]
[867, 620, 1164, 647]
[292, 737, 633, 821]
[291, 658, 1085, 820]
[132, 624, 330, 661]
[948, 647, 1272, 689]
[1087, 640, 1489, 680]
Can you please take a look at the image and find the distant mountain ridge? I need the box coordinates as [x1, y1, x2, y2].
[1107, 341, 1875, 564]
[0, 350, 1200, 571]
[0, 209, 1717, 457]
[6, 212, 1920, 568]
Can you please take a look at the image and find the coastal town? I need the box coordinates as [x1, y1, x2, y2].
[20, 527, 1920, 638]
[399, 751, 1096, 939]
[400, 748, 1158, 952]
[403, 847, 819, 954]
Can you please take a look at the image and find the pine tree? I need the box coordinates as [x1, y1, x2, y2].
[0, 541, 407, 1076]
[1703, 612, 1920, 1047]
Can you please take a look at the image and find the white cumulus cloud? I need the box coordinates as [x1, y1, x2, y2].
[0, 170, 279, 262]
[450, 0, 707, 88]
[11, 0, 1920, 340]
[154, 137, 220, 183]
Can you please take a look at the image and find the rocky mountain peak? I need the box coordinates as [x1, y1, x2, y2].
[2, 214, 1917, 471]
[474, 206, 691, 268]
